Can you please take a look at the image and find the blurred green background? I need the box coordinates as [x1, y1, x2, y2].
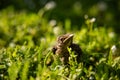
[0, 0, 120, 33]
[0, 1, 120, 80]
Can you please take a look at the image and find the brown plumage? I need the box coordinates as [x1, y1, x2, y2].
[52, 33, 82, 64]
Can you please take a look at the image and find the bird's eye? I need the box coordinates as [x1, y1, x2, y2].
[59, 37, 65, 43]
[59, 37, 62, 41]
[60, 37, 65, 41]
[60, 38, 63, 41]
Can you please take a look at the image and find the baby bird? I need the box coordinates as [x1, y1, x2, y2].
[52, 33, 82, 64]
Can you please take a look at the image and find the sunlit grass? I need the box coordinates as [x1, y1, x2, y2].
[0, 7, 120, 80]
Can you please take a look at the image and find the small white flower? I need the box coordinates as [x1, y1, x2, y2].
[7, 63, 11, 67]
[84, 14, 88, 19]
[45, 1, 56, 10]
[9, 42, 16, 48]
[108, 32, 115, 38]
[49, 19, 57, 27]
[90, 18, 96, 23]
[53, 26, 61, 35]
[0, 74, 3, 77]
[40, 37, 46, 43]
[21, 46, 26, 51]
[111, 45, 120, 57]
[111, 45, 117, 54]
[89, 76, 95, 80]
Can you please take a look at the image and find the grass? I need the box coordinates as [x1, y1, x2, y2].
[0, 7, 120, 80]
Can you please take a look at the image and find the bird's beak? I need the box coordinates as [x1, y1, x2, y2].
[63, 34, 74, 43]
[69, 34, 74, 38]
